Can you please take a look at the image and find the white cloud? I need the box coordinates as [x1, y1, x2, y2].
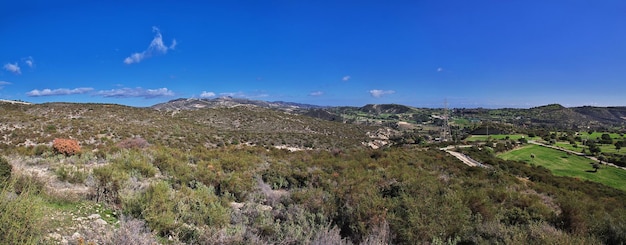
[23, 56, 34, 68]
[26, 87, 93, 97]
[200, 91, 216, 98]
[309, 91, 324, 96]
[3, 63, 21, 74]
[369, 89, 395, 98]
[95, 87, 174, 98]
[342, 75, 351, 81]
[170, 39, 177, 49]
[0, 81, 10, 89]
[437, 67, 444, 72]
[124, 27, 176, 64]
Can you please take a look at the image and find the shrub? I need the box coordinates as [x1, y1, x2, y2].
[0, 156, 11, 183]
[117, 137, 150, 149]
[55, 165, 87, 184]
[0, 179, 45, 244]
[53, 138, 81, 156]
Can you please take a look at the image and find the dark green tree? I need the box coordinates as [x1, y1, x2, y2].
[600, 134, 613, 144]
[592, 162, 600, 172]
[588, 142, 601, 154]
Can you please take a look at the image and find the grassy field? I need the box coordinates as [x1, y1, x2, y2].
[465, 134, 529, 142]
[554, 141, 623, 154]
[498, 144, 626, 192]
[580, 132, 625, 140]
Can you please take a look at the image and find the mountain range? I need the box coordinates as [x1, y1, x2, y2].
[151, 98, 626, 130]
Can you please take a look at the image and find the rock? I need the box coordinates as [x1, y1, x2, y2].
[94, 218, 108, 226]
[47, 232, 62, 241]
[258, 204, 273, 211]
[72, 232, 82, 240]
[230, 201, 244, 210]
[88, 214, 101, 220]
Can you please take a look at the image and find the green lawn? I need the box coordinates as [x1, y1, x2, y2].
[553, 141, 623, 154]
[581, 132, 624, 140]
[553, 142, 584, 153]
[498, 144, 626, 192]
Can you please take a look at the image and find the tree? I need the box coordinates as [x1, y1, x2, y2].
[616, 142, 622, 152]
[587, 141, 601, 155]
[592, 162, 600, 172]
[600, 134, 613, 144]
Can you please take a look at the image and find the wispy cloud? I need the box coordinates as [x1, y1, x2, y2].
[369, 89, 395, 98]
[23, 57, 34, 68]
[124, 26, 177, 64]
[200, 91, 216, 98]
[26, 87, 93, 97]
[309, 91, 324, 96]
[0, 81, 10, 89]
[437, 67, 444, 72]
[95, 87, 174, 98]
[219, 91, 269, 99]
[342, 75, 351, 81]
[170, 39, 177, 49]
[3, 63, 21, 75]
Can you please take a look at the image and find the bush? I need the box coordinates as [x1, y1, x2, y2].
[117, 137, 150, 149]
[0, 156, 11, 183]
[55, 165, 87, 184]
[53, 138, 81, 156]
[0, 179, 45, 244]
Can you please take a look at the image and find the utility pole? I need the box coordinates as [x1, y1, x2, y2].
[441, 99, 451, 142]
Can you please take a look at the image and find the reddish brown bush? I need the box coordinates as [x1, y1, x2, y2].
[117, 137, 150, 149]
[53, 138, 81, 156]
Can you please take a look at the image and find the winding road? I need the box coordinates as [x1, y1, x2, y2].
[441, 141, 626, 171]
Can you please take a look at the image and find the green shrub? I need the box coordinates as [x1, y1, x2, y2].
[0, 179, 45, 244]
[110, 150, 157, 178]
[142, 181, 178, 237]
[92, 164, 129, 205]
[55, 165, 87, 184]
[0, 156, 11, 183]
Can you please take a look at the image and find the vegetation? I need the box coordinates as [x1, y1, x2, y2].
[53, 138, 81, 156]
[0, 156, 11, 183]
[498, 144, 626, 191]
[1, 101, 626, 244]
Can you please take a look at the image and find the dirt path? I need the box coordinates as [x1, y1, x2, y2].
[440, 145, 488, 168]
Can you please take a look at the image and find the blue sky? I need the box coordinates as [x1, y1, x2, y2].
[1, 1, 625, 108]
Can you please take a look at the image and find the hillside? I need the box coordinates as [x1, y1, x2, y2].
[456, 104, 626, 130]
[151, 98, 626, 132]
[1, 100, 626, 244]
[151, 97, 323, 112]
[0, 102, 377, 151]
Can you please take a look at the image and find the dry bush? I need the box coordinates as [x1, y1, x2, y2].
[117, 137, 150, 149]
[79, 215, 157, 245]
[53, 138, 81, 156]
